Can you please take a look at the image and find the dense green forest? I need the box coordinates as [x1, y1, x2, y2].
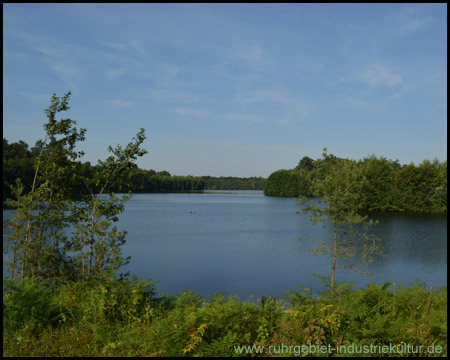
[3, 138, 266, 201]
[265, 154, 447, 213]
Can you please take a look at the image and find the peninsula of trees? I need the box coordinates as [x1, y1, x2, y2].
[264, 154, 447, 213]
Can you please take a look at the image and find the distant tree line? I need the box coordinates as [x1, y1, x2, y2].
[202, 176, 266, 191]
[265, 154, 447, 213]
[121, 169, 205, 193]
[3, 138, 266, 200]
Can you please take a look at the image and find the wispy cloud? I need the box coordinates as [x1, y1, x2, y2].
[387, 6, 435, 37]
[104, 99, 136, 107]
[335, 62, 403, 89]
[4, 52, 29, 61]
[216, 112, 264, 125]
[238, 88, 289, 105]
[105, 68, 126, 79]
[356, 63, 403, 88]
[9, 30, 87, 89]
[229, 45, 267, 71]
[149, 89, 201, 105]
[236, 88, 314, 125]
[172, 107, 210, 118]
[186, 140, 322, 157]
[337, 85, 413, 111]
[263, 145, 323, 156]
[277, 106, 313, 126]
[47, 60, 82, 90]
[188, 140, 237, 148]
[17, 91, 52, 103]
[99, 41, 128, 51]
[330, 62, 410, 111]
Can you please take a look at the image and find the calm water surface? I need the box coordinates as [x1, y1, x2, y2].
[114, 191, 447, 299]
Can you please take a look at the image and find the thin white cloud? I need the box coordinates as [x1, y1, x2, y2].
[34, 45, 69, 59]
[187, 140, 322, 158]
[337, 83, 413, 111]
[356, 63, 403, 88]
[104, 99, 135, 107]
[335, 62, 403, 90]
[99, 41, 128, 51]
[238, 89, 290, 105]
[105, 68, 126, 79]
[47, 61, 81, 89]
[4, 52, 28, 61]
[149, 89, 201, 105]
[236, 88, 314, 125]
[216, 112, 264, 124]
[330, 61, 413, 111]
[189, 140, 237, 148]
[264, 145, 322, 156]
[230, 45, 266, 69]
[172, 108, 210, 118]
[17, 91, 53, 103]
[8, 30, 87, 89]
[387, 6, 434, 37]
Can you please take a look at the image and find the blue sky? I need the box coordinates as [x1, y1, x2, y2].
[3, 3, 447, 177]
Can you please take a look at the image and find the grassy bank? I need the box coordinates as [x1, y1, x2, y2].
[3, 277, 447, 357]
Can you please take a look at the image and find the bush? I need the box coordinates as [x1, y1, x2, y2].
[3, 278, 61, 335]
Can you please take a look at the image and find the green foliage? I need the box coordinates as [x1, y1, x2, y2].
[3, 139, 37, 200]
[295, 155, 316, 171]
[4, 149, 268, 197]
[265, 151, 447, 213]
[3, 278, 447, 357]
[359, 155, 400, 211]
[202, 176, 266, 191]
[124, 170, 206, 193]
[298, 149, 384, 294]
[2, 96, 447, 357]
[3, 278, 61, 335]
[3, 92, 147, 283]
[53, 276, 157, 327]
[264, 169, 312, 197]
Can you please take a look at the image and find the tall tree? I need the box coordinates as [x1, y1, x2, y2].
[3, 92, 147, 283]
[297, 149, 383, 294]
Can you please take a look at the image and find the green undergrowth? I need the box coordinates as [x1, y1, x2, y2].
[3, 277, 447, 357]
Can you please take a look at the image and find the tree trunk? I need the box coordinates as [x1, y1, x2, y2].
[331, 221, 338, 295]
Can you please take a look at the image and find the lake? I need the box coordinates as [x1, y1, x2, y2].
[114, 191, 447, 299]
[3, 190, 446, 300]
